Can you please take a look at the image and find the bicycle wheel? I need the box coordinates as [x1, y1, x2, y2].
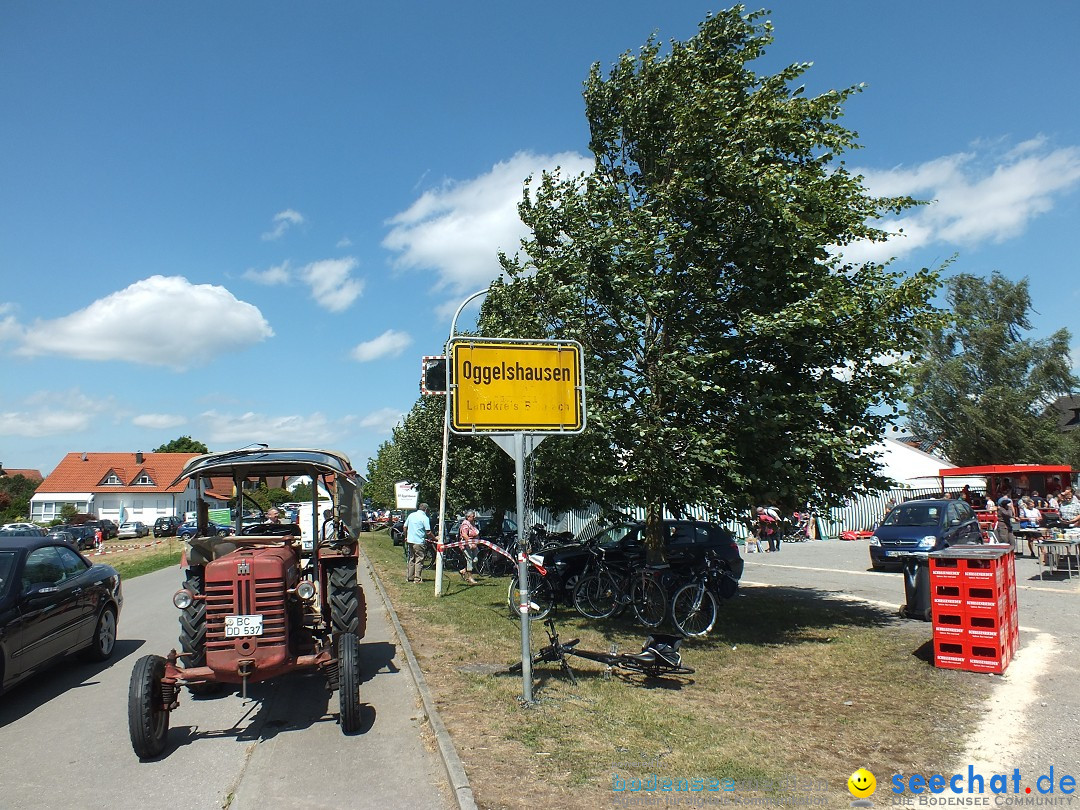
[630, 575, 667, 628]
[573, 571, 622, 619]
[507, 569, 554, 620]
[671, 582, 719, 637]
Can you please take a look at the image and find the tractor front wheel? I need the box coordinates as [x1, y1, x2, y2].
[338, 632, 362, 733]
[128, 654, 170, 759]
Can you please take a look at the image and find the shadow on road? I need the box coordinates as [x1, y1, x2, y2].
[0, 638, 145, 729]
[137, 669, 377, 759]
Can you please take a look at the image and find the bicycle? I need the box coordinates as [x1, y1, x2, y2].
[669, 551, 738, 637]
[571, 545, 633, 620]
[510, 618, 695, 685]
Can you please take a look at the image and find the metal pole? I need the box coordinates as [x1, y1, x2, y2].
[436, 287, 491, 596]
[515, 432, 532, 703]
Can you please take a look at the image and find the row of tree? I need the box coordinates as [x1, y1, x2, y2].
[366, 9, 1079, 544]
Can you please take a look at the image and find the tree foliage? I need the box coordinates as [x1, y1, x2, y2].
[0, 474, 39, 523]
[366, 394, 604, 519]
[906, 272, 1076, 466]
[153, 436, 209, 454]
[482, 7, 941, 545]
[290, 482, 314, 502]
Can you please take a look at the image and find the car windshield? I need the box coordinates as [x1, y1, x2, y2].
[882, 503, 943, 528]
[594, 525, 636, 548]
[0, 550, 16, 598]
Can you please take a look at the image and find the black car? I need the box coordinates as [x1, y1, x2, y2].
[0, 536, 123, 694]
[82, 519, 118, 539]
[153, 516, 183, 537]
[868, 498, 984, 570]
[539, 519, 745, 601]
[53, 524, 97, 551]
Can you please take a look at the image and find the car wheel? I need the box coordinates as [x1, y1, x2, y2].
[82, 605, 118, 662]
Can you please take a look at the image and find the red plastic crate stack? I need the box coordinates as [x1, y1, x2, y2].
[929, 547, 1018, 674]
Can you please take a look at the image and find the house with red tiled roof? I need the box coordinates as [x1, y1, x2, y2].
[30, 451, 201, 525]
[0, 465, 44, 482]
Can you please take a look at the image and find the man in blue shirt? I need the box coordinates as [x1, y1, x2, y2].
[405, 503, 434, 583]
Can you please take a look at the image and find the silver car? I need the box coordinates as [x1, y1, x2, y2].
[117, 521, 149, 539]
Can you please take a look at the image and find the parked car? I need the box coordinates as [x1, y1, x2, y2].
[0, 525, 46, 537]
[153, 516, 184, 537]
[46, 529, 78, 547]
[82, 519, 118, 539]
[536, 519, 745, 603]
[0, 535, 123, 694]
[869, 498, 983, 570]
[176, 521, 234, 540]
[53, 524, 98, 550]
[117, 521, 150, 539]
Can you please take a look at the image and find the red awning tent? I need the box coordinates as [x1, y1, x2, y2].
[938, 464, 1073, 499]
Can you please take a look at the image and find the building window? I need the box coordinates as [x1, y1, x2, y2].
[134, 473, 154, 486]
[102, 473, 122, 485]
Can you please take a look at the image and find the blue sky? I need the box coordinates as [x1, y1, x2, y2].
[2, 1, 1079, 479]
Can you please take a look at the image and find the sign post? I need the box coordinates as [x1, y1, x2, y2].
[449, 337, 586, 704]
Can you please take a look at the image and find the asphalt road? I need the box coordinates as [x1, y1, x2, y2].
[0, 560, 451, 810]
[742, 539, 1080, 780]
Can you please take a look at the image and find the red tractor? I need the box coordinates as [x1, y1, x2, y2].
[128, 448, 367, 758]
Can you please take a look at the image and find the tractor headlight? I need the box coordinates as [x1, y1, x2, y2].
[173, 589, 194, 609]
[296, 580, 316, 601]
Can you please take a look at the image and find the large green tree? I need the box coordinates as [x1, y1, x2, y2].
[153, 436, 209, 454]
[482, 7, 941, 551]
[907, 271, 1076, 466]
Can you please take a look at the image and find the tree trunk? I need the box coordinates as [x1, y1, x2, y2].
[644, 504, 667, 566]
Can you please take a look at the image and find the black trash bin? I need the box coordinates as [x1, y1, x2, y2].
[899, 552, 931, 621]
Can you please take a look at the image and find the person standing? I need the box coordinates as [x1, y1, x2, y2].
[457, 511, 480, 584]
[757, 506, 781, 552]
[405, 503, 434, 583]
[1057, 488, 1080, 528]
[995, 496, 1016, 549]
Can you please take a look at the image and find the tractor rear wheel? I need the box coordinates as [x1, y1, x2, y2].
[128, 654, 170, 758]
[329, 564, 367, 638]
[338, 632, 362, 733]
[177, 567, 219, 696]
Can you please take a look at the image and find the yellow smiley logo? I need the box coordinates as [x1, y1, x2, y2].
[848, 768, 876, 798]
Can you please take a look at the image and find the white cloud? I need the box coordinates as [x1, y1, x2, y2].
[0, 388, 113, 438]
[0, 303, 21, 343]
[383, 150, 593, 298]
[0, 409, 92, 438]
[133, 413, 187, 430]
[198, 410, 344, 447]
[262, 209, 305, 241]
[839, 139, 1080, 265]
[350, 330, 412, 362]
[298, 258, 364, 312]
[243, 261, 291, 285]
[358, 407, 404, 433]
[336, 237, 352, 248]
[15, 275, 273, 370]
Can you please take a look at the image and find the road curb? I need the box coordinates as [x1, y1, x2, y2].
[359, 546, 478, 810]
